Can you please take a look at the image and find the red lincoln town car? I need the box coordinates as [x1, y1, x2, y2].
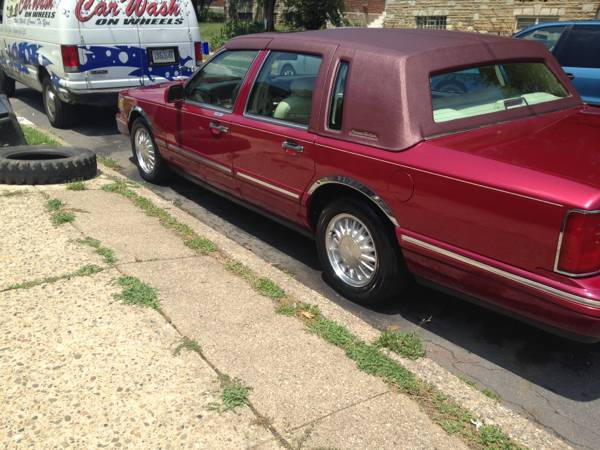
[117, 28, 600, 341]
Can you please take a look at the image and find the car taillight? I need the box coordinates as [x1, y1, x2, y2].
[61, 45, 80, 73]
[194, 42, 203, 65]
[557, 211, 600, 276]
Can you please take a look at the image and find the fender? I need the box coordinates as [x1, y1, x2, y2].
[306, 176, 399, 227]
[128, 105, 152, 128]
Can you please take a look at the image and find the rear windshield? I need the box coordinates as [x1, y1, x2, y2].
[430, 62, 568, 123]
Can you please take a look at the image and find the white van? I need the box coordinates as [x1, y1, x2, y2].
[0, 0, 203, 127]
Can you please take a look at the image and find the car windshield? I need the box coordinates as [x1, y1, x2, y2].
[430, 62, 569, 123]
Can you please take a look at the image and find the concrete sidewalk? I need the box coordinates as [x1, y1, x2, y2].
[0, 171, 568, 450]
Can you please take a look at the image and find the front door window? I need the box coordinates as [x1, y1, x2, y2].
[184, 50, 258, 110]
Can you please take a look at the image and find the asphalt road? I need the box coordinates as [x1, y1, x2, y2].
[11, 85, 600, 450]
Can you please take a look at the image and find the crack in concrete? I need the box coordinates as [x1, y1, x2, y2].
[284, 390, 391, 434]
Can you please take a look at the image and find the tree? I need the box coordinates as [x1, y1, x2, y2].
[189, 0, 214, 21]
[283, 0, 344, 30]
[259, 0, 277, 32]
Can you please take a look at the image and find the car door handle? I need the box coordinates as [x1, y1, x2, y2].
[209, 122, 229, 134]
[282, 140, 303, 154]
[566, 73, 575, 80]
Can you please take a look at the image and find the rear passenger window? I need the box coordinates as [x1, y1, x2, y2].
[246, 52, 322, 127]
[556, 26, 600, 69]
[184, 50, 258, 110]
[328, 61, 349, 130]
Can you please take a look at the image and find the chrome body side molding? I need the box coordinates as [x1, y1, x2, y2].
[307, 176, 399, 227]
[167, 144, 233, 175]
[237, 172, 300, 199]
[401, 234, 600, 309]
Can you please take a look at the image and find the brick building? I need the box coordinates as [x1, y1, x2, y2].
[211, 1, 600, 34]
[383, 0, 600, 34]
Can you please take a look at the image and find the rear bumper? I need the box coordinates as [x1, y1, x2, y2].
[57, 86, 121, 107]
[398, 229, 600, 342]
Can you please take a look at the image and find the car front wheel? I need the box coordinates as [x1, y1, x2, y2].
[316, 198, 408, 305]
[131, 118, 169, 182]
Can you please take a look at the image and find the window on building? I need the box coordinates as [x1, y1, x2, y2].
[416, 16, 447, 30]
[515, 16, 559, 31]
[0, 0, 4, 23]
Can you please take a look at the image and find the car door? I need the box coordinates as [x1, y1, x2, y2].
[231, 46, 335, 220]
[553, 25, 600, 106]
[175, 49, 258, 192]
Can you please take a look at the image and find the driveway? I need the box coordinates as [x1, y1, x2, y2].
[10, 84, 600, 450]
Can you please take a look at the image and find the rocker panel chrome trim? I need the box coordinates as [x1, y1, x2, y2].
[401, 235, 600, 309]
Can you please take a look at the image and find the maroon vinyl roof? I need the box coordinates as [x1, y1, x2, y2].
[226, 29, 582, 151]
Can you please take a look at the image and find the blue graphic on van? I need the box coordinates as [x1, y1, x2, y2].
[5, 42, 52, 74]
[80, 45, 194, 81]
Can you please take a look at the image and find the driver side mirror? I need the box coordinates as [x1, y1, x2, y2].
[165, 83, 184, 104]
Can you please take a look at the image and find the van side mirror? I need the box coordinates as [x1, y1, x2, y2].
[165, 84, 184, 103]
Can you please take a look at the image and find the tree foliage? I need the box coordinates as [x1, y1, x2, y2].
[283, 0, 344, 30]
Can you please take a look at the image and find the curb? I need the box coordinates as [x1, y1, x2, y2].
[95, 163, 572, 450]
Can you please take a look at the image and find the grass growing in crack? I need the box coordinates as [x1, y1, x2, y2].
[253, 277, 285, 299]
[97, 156, 123, 171]
[22, 124, 59, 146]
[66, 180, 86, 191]
[219, 374, 251, 411]
[292, 304, 521, 449]
[481, 388, 499, 401]
[46, 198, 63, 211]
[225, 261, 286, 299]
[115, 276, 160, 310]
[374, 330, 426, 360]
[51, 211, 75, 225]
[102, 180, 217, 255]
[5, 264, 103, 291]
[77, 237, 116, 265]
[184, 236, 217, 254]
[0, 190, 29, 197]
[46, 198, 75, 225]
[174, 336, 202, 356]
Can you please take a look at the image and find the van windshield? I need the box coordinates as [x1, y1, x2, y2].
[430, 62, 568, 123]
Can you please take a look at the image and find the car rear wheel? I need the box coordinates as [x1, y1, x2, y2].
[0, 70, 16, 97]
[42, 77, 74, 129]
[316, 198, 408, 305]
[131, 118, 169, 182]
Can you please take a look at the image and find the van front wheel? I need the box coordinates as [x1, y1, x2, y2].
[42, 78, 74, 129]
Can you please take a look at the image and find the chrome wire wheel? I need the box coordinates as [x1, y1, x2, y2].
[325, 213, 378, 288]
[134, 127, 156, 175]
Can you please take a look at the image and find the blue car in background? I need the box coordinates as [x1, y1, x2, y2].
[514, 21, 600, 106]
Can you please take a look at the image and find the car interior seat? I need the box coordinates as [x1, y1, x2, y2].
[273, 78, 314, 125]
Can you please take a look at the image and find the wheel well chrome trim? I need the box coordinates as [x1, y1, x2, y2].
[307, 176, 399, 227]
[128, 106, 151, 129]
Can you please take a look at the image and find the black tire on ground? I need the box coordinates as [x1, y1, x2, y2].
[0, 70, 16, 97]
[0, 146, 97, 185]
[130, 117, 170, 182]
[42, 77, 75, 129]
[315, 197, 409, 306]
